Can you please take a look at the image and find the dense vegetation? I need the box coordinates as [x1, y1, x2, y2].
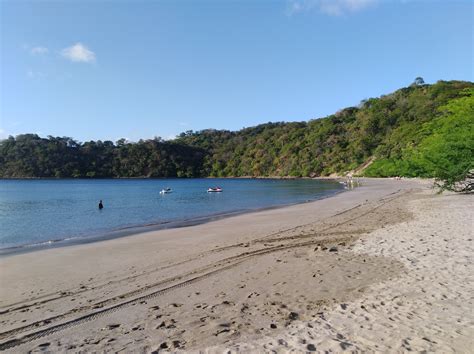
[364, 87, 474, 190]
[0, 137, 206, 178]
[1, 80, 473, 188]
[176, 80, 473, 186]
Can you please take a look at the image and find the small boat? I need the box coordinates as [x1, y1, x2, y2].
[207, 187, 223, 193]
[160, 188, 172, 194]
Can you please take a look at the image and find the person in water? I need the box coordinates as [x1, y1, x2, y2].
[98, 200, 104, 210]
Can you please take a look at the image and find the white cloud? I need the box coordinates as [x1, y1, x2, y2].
[320, 0, 376, 15]
[287, 0, 377, 16]
[30, 46, 49, 55]
[61, 43, 96, 63]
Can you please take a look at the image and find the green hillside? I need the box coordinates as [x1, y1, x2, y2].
[1, 80, 473, 189]
[176, 80, 473, 183]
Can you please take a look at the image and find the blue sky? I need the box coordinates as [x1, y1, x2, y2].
[1, 0, 472, 142]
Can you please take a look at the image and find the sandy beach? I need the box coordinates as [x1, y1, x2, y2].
[0, 178, 472, 352]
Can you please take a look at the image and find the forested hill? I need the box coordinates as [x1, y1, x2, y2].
[1, 80, 473, 186]
[178, 80, 473, 184]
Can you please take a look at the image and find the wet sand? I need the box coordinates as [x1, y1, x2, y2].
[0, 178, 472, 352]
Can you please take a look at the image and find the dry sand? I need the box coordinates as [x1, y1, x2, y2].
[0, 178, 472, 352]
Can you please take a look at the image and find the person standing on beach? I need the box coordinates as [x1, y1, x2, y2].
[98, 200, 104, 210]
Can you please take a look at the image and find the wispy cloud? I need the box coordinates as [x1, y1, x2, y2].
[287, 0, 377, 16]
[27, 70, 46, 79]
[61, 43, 96, 63]
[0, 128, 16, 140]
[30, 46, 49, 55]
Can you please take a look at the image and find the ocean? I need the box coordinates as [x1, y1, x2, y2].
[0, 178, 344, 252]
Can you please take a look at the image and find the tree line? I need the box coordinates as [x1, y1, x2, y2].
[1, 80, 473, 189]
[0, 136, 206, 178]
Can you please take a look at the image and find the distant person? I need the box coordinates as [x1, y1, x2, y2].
[98, 200, 104, 210]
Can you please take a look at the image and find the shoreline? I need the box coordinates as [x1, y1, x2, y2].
[0, 183, 346, 257]
[0, 176, 325, 180]
[3, 177, 468, 352]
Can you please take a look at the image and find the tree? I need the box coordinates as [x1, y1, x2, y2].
[414, 88, 474, 191]
[413, 77, 425, 86]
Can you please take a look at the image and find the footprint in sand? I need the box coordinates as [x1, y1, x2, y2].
[156, 319, 176, 329]
[105, 323, 121, 330]
[168, 303, 183, 308]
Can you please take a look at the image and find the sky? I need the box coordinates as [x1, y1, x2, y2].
[0, 0, 473, 142]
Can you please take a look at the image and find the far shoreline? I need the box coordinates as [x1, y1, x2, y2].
[0, 175, 343, 180]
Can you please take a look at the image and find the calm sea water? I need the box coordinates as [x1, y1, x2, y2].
[0, 179, 343, 250]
